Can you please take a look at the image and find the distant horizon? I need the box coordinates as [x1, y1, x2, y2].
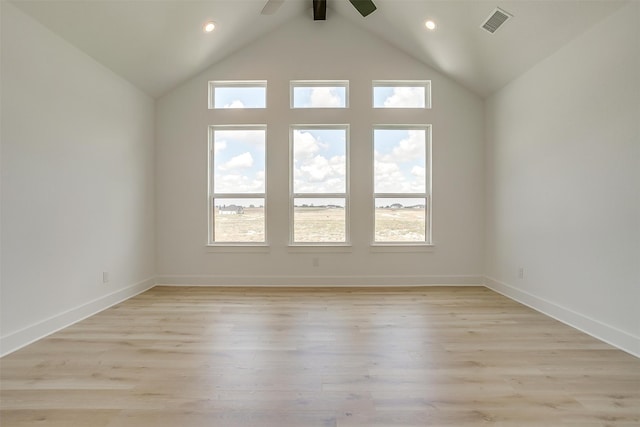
[214, 201, 426, 209]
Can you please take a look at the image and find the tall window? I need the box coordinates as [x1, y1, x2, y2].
[209, 126, 266, 244]
[373, 126, 431, 243]
[291, 125, 349, 244]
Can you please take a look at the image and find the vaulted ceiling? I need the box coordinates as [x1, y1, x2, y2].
[9, 0, 626, 98]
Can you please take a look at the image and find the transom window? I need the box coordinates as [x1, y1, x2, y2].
[291, 81, 348, 108]
[373, 126, 431, 243]
[209, 81, 267, 109]
[208, 125, 266, 244]
[373, 80, 431, 108]
[291, 125, 349, 244]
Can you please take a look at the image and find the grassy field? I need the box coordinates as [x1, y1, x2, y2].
[214, 207, 265, 242]
[374, 208, 426, 242]
[213, 207, 425, 242]
[294, 207, 345, 242]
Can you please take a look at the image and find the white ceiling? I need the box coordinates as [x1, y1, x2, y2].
[9, 0, 627, 98]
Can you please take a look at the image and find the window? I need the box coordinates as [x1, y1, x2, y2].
[209, 126, 266, 244]
[373, 126, 431, 243]
[209, 81, 267, 109]
[291, 81, 348, 108]
[291, 125, 349, 244]
[373, 80, 431, 108]
[206, 79, 435, 248]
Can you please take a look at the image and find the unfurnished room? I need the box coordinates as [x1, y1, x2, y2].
[1, 0, 639, 426]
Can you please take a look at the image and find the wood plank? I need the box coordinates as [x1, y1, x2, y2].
[1, 286, 639, 426]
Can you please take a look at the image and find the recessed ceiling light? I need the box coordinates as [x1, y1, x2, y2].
[425, 20, 436, 30]
[203, 21, 216, 33]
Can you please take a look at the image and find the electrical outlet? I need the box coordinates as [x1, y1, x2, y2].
[312, 257, 319, 267]
[517, 267, 524, 279]
[102, 272, 109, 283]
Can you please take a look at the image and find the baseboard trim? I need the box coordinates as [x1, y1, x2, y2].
[0, 277, 156, 357]
[155, 274, 484, 287]
[484, 276, 640, 358]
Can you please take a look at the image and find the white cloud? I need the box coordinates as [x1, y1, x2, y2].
[329, 155, 346, 175]
[379, 130, 425, 163]
[293, 130, 326, 159]
[219, 152, 253, 171]
[293, 130, 345, 193]
[300, 155, 330, 181]
[215, 130, 265, 147]
[214, 140, 227, 153]
[411, 165, 425, 179]
[374, 159, 405, 192]
[374, 155, 400, 174]
[214, 173, 264, 193]
[383, 87, 425, 108]
[310, 87, 343, 108]
[374, 149, 426, 193]
[224, 99, 246, 108]
[294, 154, 346, 193]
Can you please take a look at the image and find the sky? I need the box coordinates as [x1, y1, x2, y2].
[293, 128, 346, 194]
[373, 86, 426, 108]
[374, 128, 427, 194]
[213, 128, 266, 195]
[214, 86, 266, 108]
[293, 86, 346, 108]
[214, 84, 425, 109]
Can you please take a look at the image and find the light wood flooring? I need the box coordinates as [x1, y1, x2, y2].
[1, 286, 639, 426]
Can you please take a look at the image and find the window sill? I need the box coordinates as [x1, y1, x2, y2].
[206, 244, 270, 253]
[287, 244, 353, 253]
[369, 244, 435, 253]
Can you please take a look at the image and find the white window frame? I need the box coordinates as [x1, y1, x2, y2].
[208, 80, 267, 109]
[372, 80, 432, 109]
[290, 80, 349, 109]
[208, 125, 267, 245]
[290, 124, 350, 246]
[372, 124, 432, 245]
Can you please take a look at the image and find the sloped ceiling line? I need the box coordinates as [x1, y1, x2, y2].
[7, 0, 626, 98]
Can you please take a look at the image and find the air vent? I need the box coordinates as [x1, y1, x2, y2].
[481, 7, 512, 34]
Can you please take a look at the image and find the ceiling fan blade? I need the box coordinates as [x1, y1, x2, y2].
[313, 0, 327, 20]
[261, 0, 285, 15]
[348, 0, 376, 17]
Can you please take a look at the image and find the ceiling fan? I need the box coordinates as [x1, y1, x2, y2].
[261, 0, 377, 21]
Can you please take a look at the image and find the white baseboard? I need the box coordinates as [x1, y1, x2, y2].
[0, 277, 156, 357]
[155, 274, 484, 287]
[484, 276, 640, 358]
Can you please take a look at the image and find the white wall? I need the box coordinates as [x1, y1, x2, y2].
[0, 3, 156, 355]
[485, 2, 640, 356]
[156, 14, 485, 286]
